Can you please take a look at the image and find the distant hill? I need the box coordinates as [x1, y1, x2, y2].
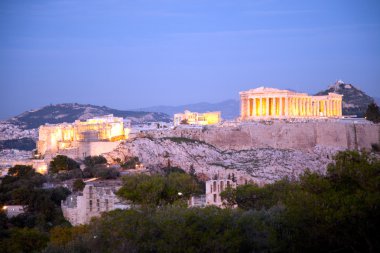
[0, 103, 171, 151]
[6, 103, 171, 130]
[315, 80, 374, 117]
[137, 99, 240, 120]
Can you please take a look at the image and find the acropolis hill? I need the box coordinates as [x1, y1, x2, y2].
[100, 87, 379, 183]
[103, 118, 380, 184]
[4, 85, 378, 184]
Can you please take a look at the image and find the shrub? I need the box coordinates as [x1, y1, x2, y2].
[49, 155, 79, 174]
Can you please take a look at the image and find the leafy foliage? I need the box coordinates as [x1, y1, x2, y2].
[43, 207, 276, 253]
[83, 164, 119, 179]
[83, 155, 107, 168]
[73, 179, 85, 192]
[117, 171, 203, 206]
[121, 156, 140, 169]
[3, 151, 380, 253]
[0, 165, 71, 252]
[49, 155, 80, 174]
[221, 150, 380, 252]
[365, 102, 380, 123]
[0, 227, 49, 253]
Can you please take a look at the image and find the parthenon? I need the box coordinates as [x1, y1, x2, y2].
[240, 87, 342, 120]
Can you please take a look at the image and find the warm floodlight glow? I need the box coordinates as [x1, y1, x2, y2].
[240, 87, 343, 119]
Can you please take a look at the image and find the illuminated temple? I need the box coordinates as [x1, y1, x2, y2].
[174, 110, 221, 126]
[37, 115, 130, 158]
[240, 87, 343, 120]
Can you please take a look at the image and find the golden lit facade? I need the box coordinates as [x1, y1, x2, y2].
[240, 87, 343, 120]
[37, 115, 129, 156]
[174, 110, 221, 126]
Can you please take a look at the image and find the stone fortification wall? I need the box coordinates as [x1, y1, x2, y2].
[139, 121, 380, 151]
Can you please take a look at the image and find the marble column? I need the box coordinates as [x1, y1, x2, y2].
[302, 98, 306, 116]
[248, 98, 252, 117]
[266, 97, 269, 117]
[329, 100, 332, 117]
[289, 97, 293, 116]
[316, 101, 320, 116]
[332, 100, 335, 116]
[252, 98, 256, 117]
[297, 98, 300, 116]
[285, 97, 289, 116]
[279, 97, 283, 116]
[273, 97, 277, 116]
[259, 97, 263, 116]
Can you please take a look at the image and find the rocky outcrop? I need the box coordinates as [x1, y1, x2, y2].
[104, 137, 339, 184]
[315, 80, 374, 117]
[138, 121, 380, 151]
[104, 121, 380, 184]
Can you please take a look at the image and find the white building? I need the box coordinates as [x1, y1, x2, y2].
[205, 179, 237, 207]
[3, 205, 25, 218]
[174, 110, 221, 126]
[188, 179, 237, 208]
[61, 180, 129, 225]
[37, 114, 130, 160]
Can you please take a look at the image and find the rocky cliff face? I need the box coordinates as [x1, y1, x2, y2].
[103, 121, 379, 183]
[315, 80, 374, 117]
[103, 137, 337, 184]
[140, 121, 379, 151]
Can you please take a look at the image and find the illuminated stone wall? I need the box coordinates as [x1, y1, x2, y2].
[141, 121, 380, 151]
[37, 114, 129, 158]
[173, 110, 221, 126]
[240, 87, 343, 120]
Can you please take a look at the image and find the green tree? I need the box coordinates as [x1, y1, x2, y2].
[220, 186, 237, 208]
[0, 227, 49, 253]
[121, 156, 140, 169]
[365, 102, 380, 123]
[73, 179, 85, 192]
[0, 165, 46, 205]
[117, 172, 202, 206]
[83, 155, 107, 168]
[83, 164, 119, 179]
[49, 155, 80, 174]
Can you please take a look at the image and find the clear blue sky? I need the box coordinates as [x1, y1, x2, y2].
[1, 0, 380, 119]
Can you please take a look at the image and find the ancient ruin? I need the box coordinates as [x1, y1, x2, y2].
[240, 87, 343, 120]
[37, 115, 130, 159]
[174, 110, 221, 126]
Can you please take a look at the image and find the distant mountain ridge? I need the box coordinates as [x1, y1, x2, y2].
[137, 99, 241, 120]
[315, 80, 374, 117]
[6, 103, 171, 130]
[0, 103, 171, 150]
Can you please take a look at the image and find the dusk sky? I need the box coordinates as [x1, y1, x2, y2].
[1, 0, 380, 119]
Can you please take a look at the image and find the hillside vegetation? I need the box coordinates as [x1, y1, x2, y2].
[32, 150, 380, 253]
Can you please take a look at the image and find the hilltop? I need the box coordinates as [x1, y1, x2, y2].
[315, 80, 374, 117]
[6, 103, 171, 130]
[0, 103, 171, 150]
[137, 81, 376, 119]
